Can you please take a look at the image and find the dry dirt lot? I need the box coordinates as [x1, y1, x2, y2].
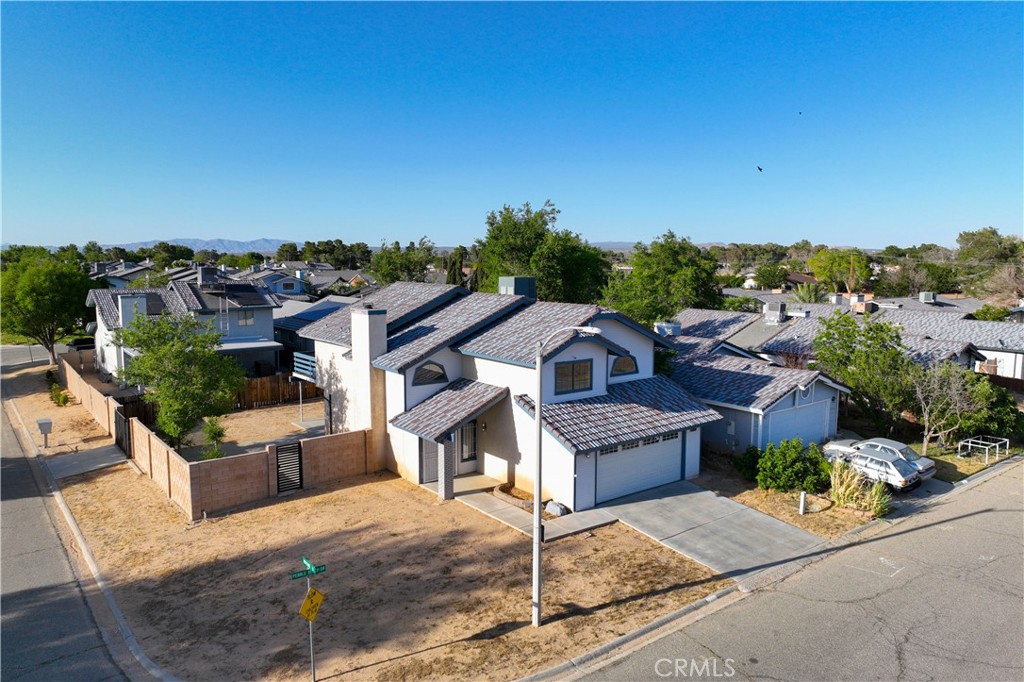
[179, 400, 325, 460]
[61, 466, 731, 681]
[696, 451, 870, 540]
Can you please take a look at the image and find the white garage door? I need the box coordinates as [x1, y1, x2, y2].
[596, 437, 682, 504]
[766, 401, 829, 446]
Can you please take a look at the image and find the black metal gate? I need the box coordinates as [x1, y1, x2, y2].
[277, 441, 303, 494]
[113, 407, 132, 456]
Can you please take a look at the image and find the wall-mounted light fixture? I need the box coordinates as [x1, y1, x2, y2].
[480, 422, 487, 432]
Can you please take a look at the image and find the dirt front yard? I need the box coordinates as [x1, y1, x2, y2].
[178, 399, 325, 460]
[696, 451, 871, 540]
[60, 466, 731, 681]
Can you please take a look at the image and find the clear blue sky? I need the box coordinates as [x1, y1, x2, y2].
[3, 2, 1022, 250]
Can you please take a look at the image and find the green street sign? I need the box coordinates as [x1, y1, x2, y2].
[291, 570, 310, 580]
[291, 558, 327, 580]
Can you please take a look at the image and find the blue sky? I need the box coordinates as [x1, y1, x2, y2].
[3, 2, 1022, 250]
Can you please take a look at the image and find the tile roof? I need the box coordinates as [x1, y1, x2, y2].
[85, 288, 188, 329]
[875, 310, 1024, 352]
[299, 282, 466, 345]
[758, 317, 825, 356]
[373, 293, 528, 372]
[514, 376, 721, 452]
[390, 379, 509, 443]
[667, 354, 824, 411]
[457, 302, 601, 366]
[672, 309, 759, 339]
[666, 335, 722, 359]
[902, 336, 979, 368]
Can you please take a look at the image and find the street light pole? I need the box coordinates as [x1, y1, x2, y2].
[533, 324, 602, 628]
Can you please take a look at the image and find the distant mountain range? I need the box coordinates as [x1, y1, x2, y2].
[110, 238, 290, 254]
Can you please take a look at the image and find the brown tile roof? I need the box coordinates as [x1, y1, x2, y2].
[389, 378, 509, 443]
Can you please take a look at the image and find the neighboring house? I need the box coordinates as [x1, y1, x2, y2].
[297, 280, 720, 511]
[274, 296, 357, 353]
[100, 260, 156, 288]
[237, 268, 310, 299]
[86, 268, 283, 378]
[666, 350, 848, 454]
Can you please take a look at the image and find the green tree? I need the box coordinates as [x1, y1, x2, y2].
[82, 241, 105, 263]
[601, 231, 721, 327]
[128, 271, 172, 289]
[912, 361, 981, 457]
[956, 227, 1021, 264]
[0, 259, 101, 362]
[812, 312, 916, 434]
[721, 296, 761, 312]
[115, 314, 246, 448]
[754, 262, 788, 289]
[370, 238, 435, 285]
[149, 242, 194, 269]
[955, 376, 1024, 442]
[529, 230, 610, 304]
[971, 304, 1011, 321]
[445, 246, 468, 285]
[276, 242, 300, 262]
[807, 249, 871, 293]
[194, 249, 221, 263]
[54, 243, 84, 266]
[790, 282, 826, 303]
[755, 439, 831, 493]
[0, 245, 52, 270]
[476, 201, 559, 291]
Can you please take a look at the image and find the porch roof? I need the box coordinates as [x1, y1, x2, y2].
[390, 378, 509, 443]
[217, 340, 284, 352]
[514, 375, 721, 453]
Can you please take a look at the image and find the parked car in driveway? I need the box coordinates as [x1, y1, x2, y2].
[824, 437, 936, 480]
[846, 450, 921, 492]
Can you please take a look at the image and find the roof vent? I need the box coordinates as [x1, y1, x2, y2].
[764, 302, 787, 325]
[919, 291, 936, 304]
[654, 321, 682, 337]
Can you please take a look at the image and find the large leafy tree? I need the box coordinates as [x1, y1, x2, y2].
[601, 231, 721, 327]
[807, 249, 871, 293]
[0, 258, 102, 362]
[812, 312, 916, 434]
[912, 361, 981, 456]
[370, 238, 436, 285]
[476, 200, 559, 292]
[115, 314, 246, 448]
[529, 230, 610, 304]
[754, 262, 788, 289]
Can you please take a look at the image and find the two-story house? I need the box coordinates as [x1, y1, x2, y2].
[86, 267, 283, 378]
[296, 279, 720, 511]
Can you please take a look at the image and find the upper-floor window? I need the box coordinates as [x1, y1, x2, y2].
[610, 355, 638, 377]
[413, 361, 448, 386]
[555, 359, 592, 394]
[238, 310, 255, 327]
[282, 282, 295, 291]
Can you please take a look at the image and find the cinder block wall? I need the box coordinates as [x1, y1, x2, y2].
[301, 429, 370, 486]
[193, 451, 271, 517]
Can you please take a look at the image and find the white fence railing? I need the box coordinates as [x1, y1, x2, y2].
[957, 436, 1010, 465]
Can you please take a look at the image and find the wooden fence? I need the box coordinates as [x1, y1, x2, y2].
[234, 373, 323, 410]
[985, 373, 1024, 394]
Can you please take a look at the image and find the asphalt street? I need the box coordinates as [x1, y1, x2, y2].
[579, 462, 1024, 682]
[1, 356, 128, 681]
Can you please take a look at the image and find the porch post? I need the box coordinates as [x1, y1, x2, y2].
[438, 439, 455, 501]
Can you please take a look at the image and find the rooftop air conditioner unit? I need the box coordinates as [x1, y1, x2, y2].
[919, 291, 936, 304]
[764, 302, 787, 325]
[654, 321, 682, 337]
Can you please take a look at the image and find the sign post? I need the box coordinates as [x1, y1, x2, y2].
[291, 556, 327, 682]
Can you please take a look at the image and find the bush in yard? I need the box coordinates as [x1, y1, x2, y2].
[735, 446, 762, 480]
[829, 462, 864, 508]
[755, 439, 831, 493]
[865, 481, 892, 518]
[49, 383, 69, 406]
[201, 416, 227, 460]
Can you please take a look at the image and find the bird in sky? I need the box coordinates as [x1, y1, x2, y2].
[757, 166, 763, 172]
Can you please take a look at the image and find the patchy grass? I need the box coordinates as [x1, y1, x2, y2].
[696, 451, 870, 540]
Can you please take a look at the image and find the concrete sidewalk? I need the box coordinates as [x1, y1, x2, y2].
[600, 480, 823, 579]
[46, 443, 127, 480]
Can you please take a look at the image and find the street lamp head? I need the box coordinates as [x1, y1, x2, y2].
[575, 326, 602, 335]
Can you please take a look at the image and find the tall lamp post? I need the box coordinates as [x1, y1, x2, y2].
[533, 325, 602, 627]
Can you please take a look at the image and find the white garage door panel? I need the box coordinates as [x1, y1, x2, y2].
[596, 439, 682, 503]
[767, 401, 829, 445]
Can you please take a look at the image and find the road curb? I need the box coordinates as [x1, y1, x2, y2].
[517, 584, 740, 682]
[3, 396, 182, 682]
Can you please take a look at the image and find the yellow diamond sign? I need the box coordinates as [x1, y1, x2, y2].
[299, 587, 324, 623]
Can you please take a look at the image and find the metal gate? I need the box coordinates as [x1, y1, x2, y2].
[113, 407, 132, 456]
[277, 441, 303, 494]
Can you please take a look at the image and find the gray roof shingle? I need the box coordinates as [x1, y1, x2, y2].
[457, 302, 602, 366]
[514, 376, 721, 452]
[672, 309, 760, 339]
[873, 309, 1024, 351]
[299, 282, 466, 346]
[373, 293, 528, 372]
[758, 317, 825, 356]
[85, 288, 188, 329]
[668, 354, 825, 411]
[390, 378, 509, 443]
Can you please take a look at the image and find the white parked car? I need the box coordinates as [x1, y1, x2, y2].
[846, 450, 921, 492]
[823, 437, 936, 481]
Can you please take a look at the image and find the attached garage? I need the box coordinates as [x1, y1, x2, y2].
[594, 435, 684, 503]
[765, 399, 829, 446]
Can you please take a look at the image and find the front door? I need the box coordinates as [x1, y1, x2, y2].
[456, 421, 478, 475]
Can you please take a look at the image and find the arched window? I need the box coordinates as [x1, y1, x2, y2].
[413, 361, 448, 385]
[610, 355, 638, 377]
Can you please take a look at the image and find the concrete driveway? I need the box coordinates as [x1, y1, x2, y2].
[599, 480, 823, 579]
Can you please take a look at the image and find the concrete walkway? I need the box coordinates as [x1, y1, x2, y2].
[46, 444, 127, 480]
[599, 480, 823, 579]
[423, 475, 617, 540]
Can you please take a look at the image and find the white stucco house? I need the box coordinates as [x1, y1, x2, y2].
[296, 280, 721, 511]
[86, 268, 283, 378]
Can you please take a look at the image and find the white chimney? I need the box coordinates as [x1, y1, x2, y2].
[350, 305, 388, 472]
[117, 294, 147, 329]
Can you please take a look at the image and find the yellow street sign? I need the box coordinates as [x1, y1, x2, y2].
[299, 587, 324, 622]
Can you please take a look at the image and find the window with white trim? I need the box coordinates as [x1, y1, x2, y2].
[237, 310, 255, 327]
